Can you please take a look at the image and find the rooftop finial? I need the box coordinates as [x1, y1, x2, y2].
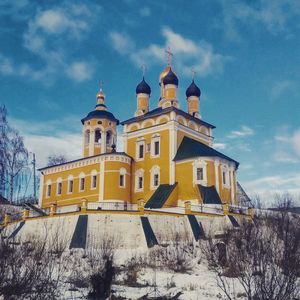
[141, 64, 147, 77]
[99, 80, 104, 91]
[191, 68, 196, 81]
[165, 47, 173, 66]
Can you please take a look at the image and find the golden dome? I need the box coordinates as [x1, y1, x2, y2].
[159, 66, 171, 82]
[96, 89, 105, 100]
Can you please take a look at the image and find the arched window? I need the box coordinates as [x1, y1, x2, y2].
[56, 177, 62, 195]
[91, 170, 97, 189]
[85, 130, 90, 145]
[150, 165, 160, 189]
[106, 131, 112, 145]
[119, 168, 126, 188]
[67, 175, 74, 193]
[193, 159, 207, 186]
[94, 129, 101, 143]
[135, 169, 144, 192]
[46, 180, 52, 198]
[79, 172, 85, 192]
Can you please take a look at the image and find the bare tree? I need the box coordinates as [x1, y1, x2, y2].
[202, 195, 300, 300]
[0, 105, 8, 198]
[3, 128, 28, 202]
[47, 155, 67, 167]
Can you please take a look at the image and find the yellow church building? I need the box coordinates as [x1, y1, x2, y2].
[38, 63, 240, 212]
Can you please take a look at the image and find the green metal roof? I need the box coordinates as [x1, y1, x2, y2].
[174, 136, 239, 167]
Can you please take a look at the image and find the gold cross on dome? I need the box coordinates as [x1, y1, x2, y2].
[99, 80, 104, 91]
[141, 64, 147, 77]
[191, 68, 196, 80]
[165, 47, 173, 66]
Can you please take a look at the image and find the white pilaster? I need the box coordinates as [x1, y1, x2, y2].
[99, 161, 105, 201]
[214, 160, 220, 194]
[169, 121, 177, 185]
[230, 167, 235, 203]
[38, 174, 44, 208]
[89, 130, 95, 156]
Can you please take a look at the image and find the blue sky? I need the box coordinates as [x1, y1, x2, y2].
[1, 0, 300, 201]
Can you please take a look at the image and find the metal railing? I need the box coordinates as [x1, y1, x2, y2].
[191, 204, 224, 215]
[87, 202, 138, 211]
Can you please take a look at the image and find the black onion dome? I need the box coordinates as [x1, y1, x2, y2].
[186, 80, 201, 98]
[81, 110, 119, 125]
[163, 68, 179, 86]
[136, 77, 151, 94]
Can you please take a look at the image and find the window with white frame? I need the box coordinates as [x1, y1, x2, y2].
[193, 159, 207, 185]
[68, 177, 73, 193]
[84, 130, 90, 145]
[79, 173, 85, 191]
[91, 170, 97, 189]
[221, 165, 230, 189]
[46, 180, 52, 198]
[136, 139, 145, 160]
[151, 134, 160, 157]
[57, 178, 62, 195]
[119, 168, 126, 188]
[150, 165, 160, 189]
[135, 169, 144, 191]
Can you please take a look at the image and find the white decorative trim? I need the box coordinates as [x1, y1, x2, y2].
[192, 159, 207, 186]
[42, 154, 131, 175]
[141, 118, 155, 129]
[150, 134, 160, 158]
[135, 139, 145, 161]
[214, 160, 220, 194]
[135, 168, 144, 192]
[99, 161, 105, 201]
[150, 165, 160, 190]
[38, 174, 44, 207]
[230, 170, 235, 201]
[221, 164, 230, 189]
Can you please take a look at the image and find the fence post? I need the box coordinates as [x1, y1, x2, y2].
[81, 199, 87, 213]
[138, 199, 145, 214]
[222, 203, 229, 215]
[50, 204, 57, 217]
[22, 209, 29, 221]
[184, 201, 191, 214]
[4, 214, 11, 226]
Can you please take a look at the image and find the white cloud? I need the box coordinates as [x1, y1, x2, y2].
[109, 32, 135, 55]
[0, 54, 14, 75]
[228, 125, 254, 138]
[272, 128, 300, 163]
[139, 7, 151, 17]
[110, 27, 230, 77]
[219, 0, 300, 40]
[292, 130, 300, 156]
[10, 116, 82, 168]
[66, 62, 93, 82]
[270, 80, 295, 100]
[214, 143, 227, 150]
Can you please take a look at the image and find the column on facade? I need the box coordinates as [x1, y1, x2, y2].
[214, 159, 220, 194]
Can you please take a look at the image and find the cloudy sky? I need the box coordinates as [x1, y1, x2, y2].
[1, 0, 300, 201]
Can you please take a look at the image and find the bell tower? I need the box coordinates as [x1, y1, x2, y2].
[81, 84, 119, 157]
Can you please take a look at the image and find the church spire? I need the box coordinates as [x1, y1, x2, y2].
[96, 80, 107, 111]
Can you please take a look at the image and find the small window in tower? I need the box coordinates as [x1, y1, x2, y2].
[153, 174, 159, 187]
[47, 184, 51, 197]
[95, 130, 101, 143]
[85, 130, 90, 145]
[138, 176, 143, 189]
[223, 171, 226, 185]
[92, 175, 97, 188]
[196, 168, 204, 181]
[120, 174, 125, 187]
[139, 144, 144, 159]
[98, 121, 102, 124]
[80, 178, 85, 191]
[154, 141, 160, 156]
[57, 182, 62, 195]
[106, 131, 111, 145]
[68, 180, 73, 193]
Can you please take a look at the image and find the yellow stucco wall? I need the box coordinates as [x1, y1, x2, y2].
[42, 163, 101, 208]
